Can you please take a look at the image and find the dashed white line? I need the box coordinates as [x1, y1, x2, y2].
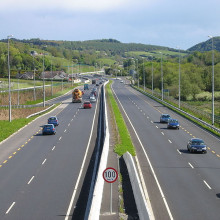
[188, 162, 194, 169]
[64, 129, 67, 132]
[151, 121, 153, 123]
[52, 146, 56, 151]
[168, 139, 172, 143]
[59, 136, 62, 141]
[177, 149, 182, 154]
[161, 132, 164, 135]
[156, 126, 158, 128]
[6, 202, 15, 214]
[28, 176, 35, 184]
[203, 180, 212, 189]
[68, 123, 70, 126]
[71, 119, 73, 121]
[42, 159, 47, 165]
[147, 116, 149, 119]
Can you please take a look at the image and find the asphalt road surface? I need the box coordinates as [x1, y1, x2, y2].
[112, 79, 220, 220]
[0, 85, 100, 220]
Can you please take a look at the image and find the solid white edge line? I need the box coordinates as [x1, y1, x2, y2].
[42, 159, 47, 165]
[6, 202, 16, 214]
[64, 88, 99, 220]
[112, 86, 174, 220]
[28, 176, 35, 185]
[203, 180, 212, 189]
[188, 162, 194, 169]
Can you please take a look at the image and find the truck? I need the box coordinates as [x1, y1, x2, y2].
[72, 88, 82, 103]
[92, 79, 96, 84]
[84, 84, 89, 90]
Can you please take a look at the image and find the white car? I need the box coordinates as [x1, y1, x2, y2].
[90, 96, 96, 103]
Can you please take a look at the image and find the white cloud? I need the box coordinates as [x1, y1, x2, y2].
[0, 0, 151, 12]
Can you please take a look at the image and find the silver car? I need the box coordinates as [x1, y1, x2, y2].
[90, 96, 96, 103]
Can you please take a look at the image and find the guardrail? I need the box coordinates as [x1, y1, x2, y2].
[132, 85, 220, 134]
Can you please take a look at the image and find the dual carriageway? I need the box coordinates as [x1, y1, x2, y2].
[0, 78, 219, 219]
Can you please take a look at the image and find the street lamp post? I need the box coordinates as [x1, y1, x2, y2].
[32, 54, 36, 101]
[51, 59, 53, 96]
[208, 35, 215, 125]
[142, 58, 145, 91]
[159, 52, 164, 100]
[151, 57, 154, 95]
[43, 52, 46, 107]
[7, 35, 13, 122]
[177, 47, 181, 109]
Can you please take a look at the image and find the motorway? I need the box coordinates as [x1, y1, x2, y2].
[0, 85, 100, 220]
[112, 79, 220, 220]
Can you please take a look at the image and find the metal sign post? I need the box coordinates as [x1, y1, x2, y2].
[103, 167, 118, 214]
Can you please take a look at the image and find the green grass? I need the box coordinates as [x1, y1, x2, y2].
[106, 81, 136, 156]
[0, 104, 59, 142]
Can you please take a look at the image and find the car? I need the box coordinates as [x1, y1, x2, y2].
[160, 114, 171, 123]
[90, 96, 96, 103]
[167, 119, 179, 129]
[96, 83, 99, 86]
[99, 81, 102, 84]
[83, 101, 92, 109]
[48, 116, 59, 126]
[187, 138, 207, 153]
[42, 124, 56, 135]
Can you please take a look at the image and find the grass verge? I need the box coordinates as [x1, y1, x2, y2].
[106, 81, 136, 156]
[133, 85, 220, 138]
[0, 104, 59, 143]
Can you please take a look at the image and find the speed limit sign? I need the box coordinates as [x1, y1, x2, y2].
[103, 167, 118, 183]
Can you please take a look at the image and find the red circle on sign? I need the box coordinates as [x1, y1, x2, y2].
[103, 167, 118, 183]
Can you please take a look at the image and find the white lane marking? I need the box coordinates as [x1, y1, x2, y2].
[64, 129, 67, 132]
[168, 139, 172, 143]
[59, 136, 62, 141]
[177, 149, 182, 154]
[68, 123, 70, 126]
[74, 115, 76, 117]
[6, 202, 16, 214]
[65, 87, 100, 220]
[28, 176, 35, 184]
[52, 146, 56, 151]
[147, 116, 149, 119]
[112, 87, 172, 220]
[42, 159, 47, 165]
[71, 119, 73, 121]
[188, 162, 194, 169]
[161, 132, 164, 135]
[156, 126, 158, 128]
[151, 120, 153, 123]
[203, 180, 212, 189]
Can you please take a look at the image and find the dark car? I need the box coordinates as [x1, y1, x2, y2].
[167, 119, 179, 129]
[187, 138, 207, 153]
[42, 124, 56, 135]
[160, 114, 171, 123]
[48, 116, 59, 126]
[83, 101, 92, 109]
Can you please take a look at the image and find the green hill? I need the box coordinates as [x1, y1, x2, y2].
[188, 37, 220, 52]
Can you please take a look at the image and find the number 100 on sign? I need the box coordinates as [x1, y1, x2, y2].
[103, 167, 118, 183]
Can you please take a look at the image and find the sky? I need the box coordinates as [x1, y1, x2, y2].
[0, 0, 220, 50]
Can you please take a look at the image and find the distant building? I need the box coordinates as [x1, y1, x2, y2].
[40, 70, 68, 79]
[16, 72, 34, 79]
